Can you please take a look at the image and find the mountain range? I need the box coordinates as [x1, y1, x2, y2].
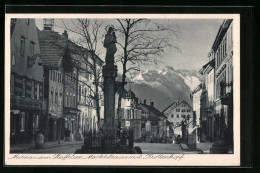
[116, 66, 201, 111]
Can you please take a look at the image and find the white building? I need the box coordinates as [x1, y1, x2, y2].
[163, 100, 193, 137]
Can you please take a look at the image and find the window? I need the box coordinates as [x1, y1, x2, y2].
[59, 91, 62, 106]
[51, 87, 54, 104]
[176, 109, 180, 112]
[66, 93, 69, 107]
[31, 81, 34, 99]
[55, 89, 58, 104]
[30, 42, 35, 55]
[56, 72, 58, 82]
[34, 115, 39, 130]
[20, 37, 25, 56]
[11, 74, 14, 95]
[171, 114, 174, 118]
[182, 109, 185, 112]
[20, 112, 25, 131]
[85, 88, 87, 104]
[181, 115, 186, 118]
[22, 78, 25, 97]
[11, 54, 16, 66]
[36, 83, 40, 100]
[127, 109, 130, 119]
[11, 114, 15, 134]
[78, 85, 81, 102]
[73, 95, 76, 107]
[50, 70, 52, 81]
[177, 114, 179, 118]
[187, 109, 191, 112]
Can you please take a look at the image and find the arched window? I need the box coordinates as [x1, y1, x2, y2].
[51, 87, 54, 104]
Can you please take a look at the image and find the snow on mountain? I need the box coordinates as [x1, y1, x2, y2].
[123, 66, 201, 111]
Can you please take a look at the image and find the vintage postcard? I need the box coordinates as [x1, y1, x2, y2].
[5, 13, 240, 166]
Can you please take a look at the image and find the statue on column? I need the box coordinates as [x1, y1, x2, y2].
[102, 26, 118, 137]
[104, 27, 117, 65]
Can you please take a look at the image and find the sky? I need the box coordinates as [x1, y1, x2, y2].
[35, 18, 223, 72]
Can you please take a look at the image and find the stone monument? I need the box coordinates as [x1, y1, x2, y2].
[102, 27, 118, 137]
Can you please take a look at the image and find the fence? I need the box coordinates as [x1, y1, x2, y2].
[82, 129, 133, 153]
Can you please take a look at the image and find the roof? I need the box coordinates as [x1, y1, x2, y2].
[198, 59, 215, 75]
[37, 30, 68, 68]
[68, 40, 104, 66]
[163, 100, 192, 113]
[172, 100, 192, 109]
[211, 19, 233, 51]
[139, 103, 166, 118]
[192, 84, 202, 94]
[126, 89, 136, 99]
[162, 102, 177, 113]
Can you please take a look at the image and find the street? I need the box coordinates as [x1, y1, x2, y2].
[134, 143, 202, 154]
[18, 142, 83, 154]
[15, 142, 201, 154]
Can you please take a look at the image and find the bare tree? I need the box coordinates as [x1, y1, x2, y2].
[58, 19, 104, 131]
[115, 19, 180, 116]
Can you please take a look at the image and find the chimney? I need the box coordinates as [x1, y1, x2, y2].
[150, 99, 154, 107]
[43, 19, 54, 31]
[144, 99, 146, 105]
[62, 30, 68, 39]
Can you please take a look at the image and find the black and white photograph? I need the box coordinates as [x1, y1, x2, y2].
[5, 14, 240, 166]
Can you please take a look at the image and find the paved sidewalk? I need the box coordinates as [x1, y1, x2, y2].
[196, 142, 213, 154]
[10, 140, 84, 153]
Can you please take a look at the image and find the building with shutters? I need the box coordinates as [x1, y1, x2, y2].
[10, 19, 45, 145]
[37, 22, 68, 142]
[163, 100, 193, 138]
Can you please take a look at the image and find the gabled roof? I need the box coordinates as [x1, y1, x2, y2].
[198, 59, 215, 75]
[171, 100, 192, 109]
[192, 84, 202, 94]
[162, 102, 177, 113]
[37, 30, 68, 68]
[139, 103, 166, 118]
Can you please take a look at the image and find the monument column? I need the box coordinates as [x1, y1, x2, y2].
[102, 26, 118, 136]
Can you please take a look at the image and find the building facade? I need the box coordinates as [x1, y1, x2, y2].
[114, 88, 142, 141]
[191, 84, 202, 142]
[213, 19, 233, 146]
[37, 26, 69, 142]
[199, 59, 215, 141]
[163, 100, 193, 138]
[76, 49, 104, 139]
[10, 19, 44, 145]
[139, 100, 168, 143]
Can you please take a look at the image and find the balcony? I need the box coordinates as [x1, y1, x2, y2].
[220, 82, 233, 105]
